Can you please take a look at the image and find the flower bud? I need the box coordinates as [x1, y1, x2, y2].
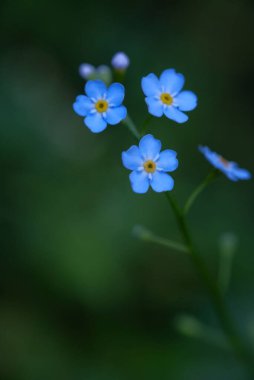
[97, 65, 112, 85]
[111, 52, 130, 71]
[79, 63, 95, 79]
[219, 233, 238, 256]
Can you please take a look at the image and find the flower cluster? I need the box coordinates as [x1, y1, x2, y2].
[79, 52, 129, 83]
[73, 54, 251, 193]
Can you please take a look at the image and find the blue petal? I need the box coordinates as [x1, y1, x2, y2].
[84, 112, 107, 133]
[199, 145, 211, 157]
[150, 172, 174, 192]
[105, 106, 127, 125]
[164, 106, 189, 123]
[231, 166, 251, 180]
[157, 150, 178, 172]
[225, 170, 238, 182]
[199, 146, 222, 169]
[145, 97, 163, 117]
[199, 146, 215, 162]
[141, 73, 161, 96]
[139, 134, 161, 160]
[73, 95, 93, 116]
[122, 146, 143, 170]
[85, 80, 107, 99]
[107, 83, 125, 106]
[175, 91, 198, 111]
[129, 171, 149, 193]
[160, 69, 185, 95]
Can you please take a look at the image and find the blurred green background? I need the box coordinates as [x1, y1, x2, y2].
[1, 0, 254, 379]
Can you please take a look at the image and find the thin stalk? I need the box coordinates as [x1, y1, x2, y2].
[143, 233, 187, 253]
[218, 233, 238, 295]
[175, 314, 229, 349]
[133, 225, 187, 253]
[184, 169, 220, 215]
[122, 115, 141, 139]
[165, 192, 254, 377]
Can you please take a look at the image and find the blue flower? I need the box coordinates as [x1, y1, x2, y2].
[141, 69, 197, 123]
[73, 80, 127, 133]
[199, 146, 251, 182]
[122, 134, 178, 193]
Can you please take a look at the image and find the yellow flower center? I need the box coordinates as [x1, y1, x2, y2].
[95, 99, 108, 113]
[160, 92, 173, 105]
[219, 156, 229, 167]
[143, 160, 156, 173]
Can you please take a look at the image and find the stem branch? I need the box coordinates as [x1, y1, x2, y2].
[184, 170, 220, 215]
[122, 115, 141, 139]
[133, 225, 187, 253]
[165, 192, 254, 377]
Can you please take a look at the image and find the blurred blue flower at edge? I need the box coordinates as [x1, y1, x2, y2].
[73, 80, 127, 133]
[142, 69, 197, 123]
[122, 134, 178, 193]
[199, 145, 251, 181]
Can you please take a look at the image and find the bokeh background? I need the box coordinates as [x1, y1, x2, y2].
[1, 0, 254, 379]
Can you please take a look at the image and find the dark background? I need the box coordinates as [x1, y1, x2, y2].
[1, 0, 254, 379]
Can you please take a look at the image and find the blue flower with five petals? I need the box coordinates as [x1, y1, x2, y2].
[141, 69, 197, 123]
[199, 146, 251, 182]
[73, 80, 127, 133]
[122, 134, 178, 193]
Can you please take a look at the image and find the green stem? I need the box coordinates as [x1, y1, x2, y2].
[113, 69, 126, 84]
[133, 225, 187, 253]
[184, 169, 220, 215]
[175, 314, 229, 349]
[122, 115, 141, 139]
[165, 192, 254, 377]
[218, 233, 237, 295]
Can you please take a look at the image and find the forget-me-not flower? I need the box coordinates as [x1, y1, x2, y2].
[122, 134, 178, 193]
[199, 146, 251, 182]
[73, 80, 127, 133]
[141, 69, 197, 123]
